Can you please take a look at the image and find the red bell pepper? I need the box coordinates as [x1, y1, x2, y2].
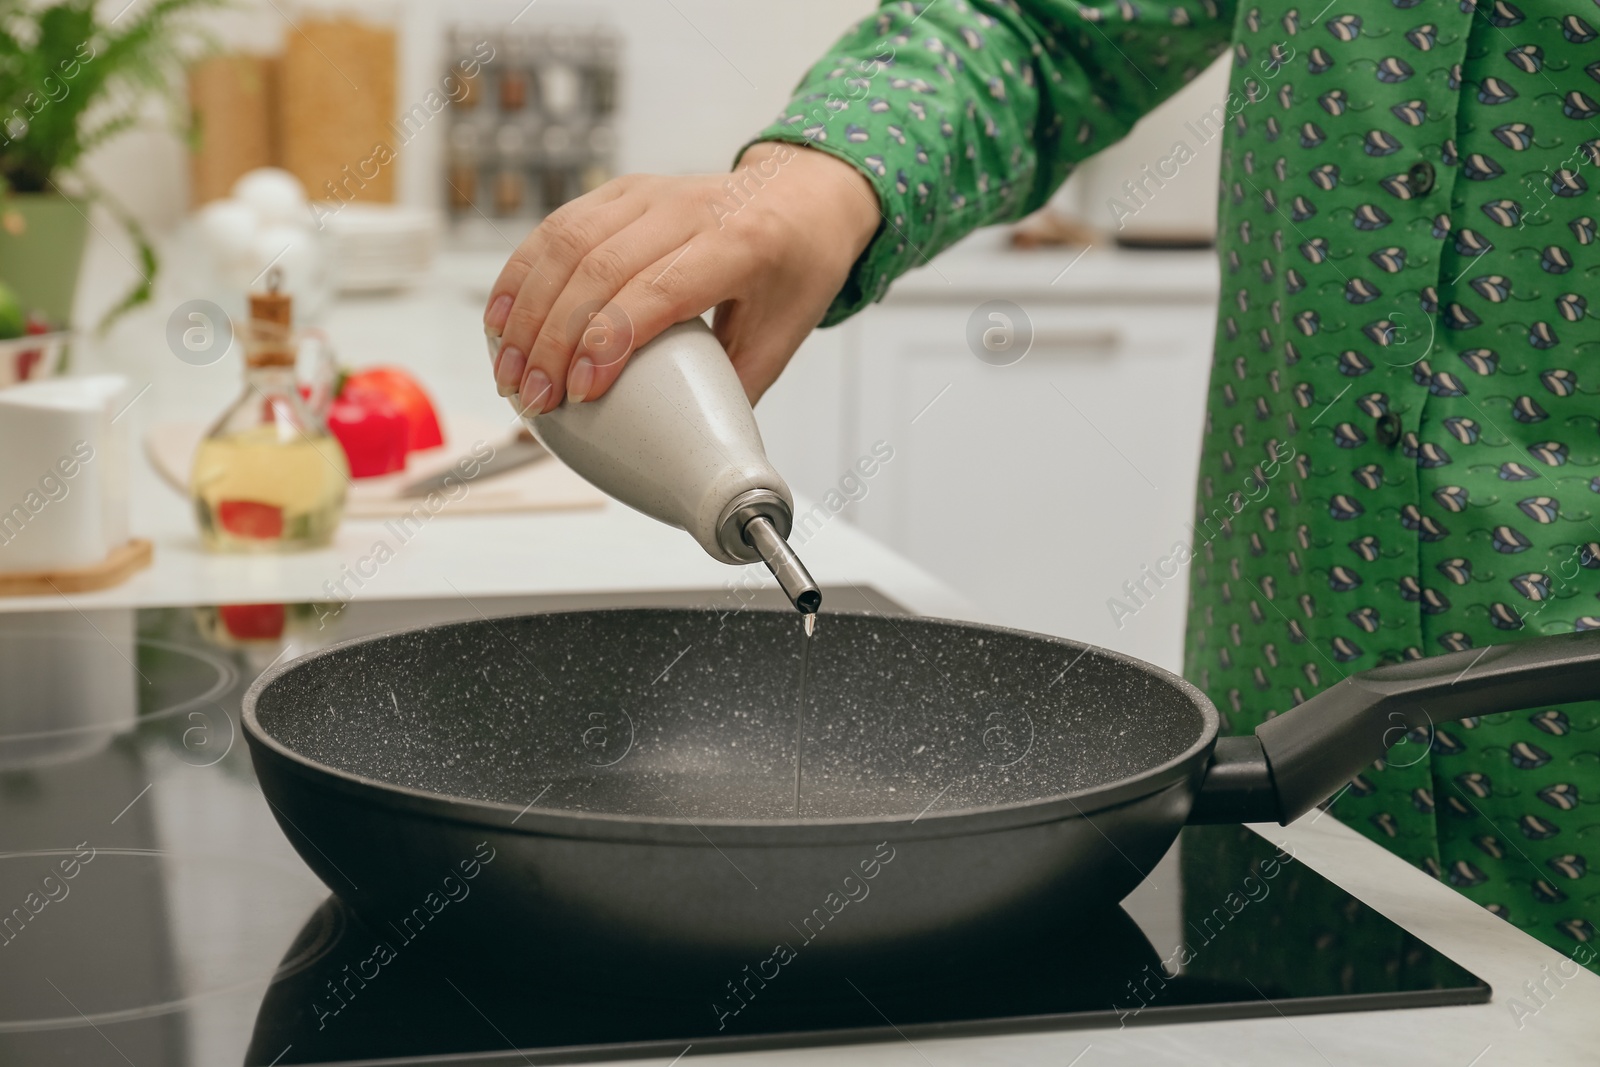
[218, 602, 287, 640]
[14, 316, 51, 382]
[342, 366, 444, 452]
[326, 386, 409, 478]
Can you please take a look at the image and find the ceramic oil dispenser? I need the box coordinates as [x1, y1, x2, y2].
[492, 318, 821, 613]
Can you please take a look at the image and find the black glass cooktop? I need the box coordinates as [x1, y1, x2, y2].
[0, 590, 1489, 1066]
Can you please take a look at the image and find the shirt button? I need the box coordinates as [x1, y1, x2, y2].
[1377, 413, 1403, 447]
[1408, 161, 1436, 196]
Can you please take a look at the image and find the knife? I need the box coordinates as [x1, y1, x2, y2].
[398, 430, 548, 498]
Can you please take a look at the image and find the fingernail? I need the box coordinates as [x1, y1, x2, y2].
[495, 345, 526, 397]
[581, 317, 613, 364]
[568, 356, 595, 403]
[519, 368, 553, 414]
[484, 294, 513, 336]
[485, 329, 502, 364]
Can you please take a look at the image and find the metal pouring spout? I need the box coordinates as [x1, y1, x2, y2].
[742, 515, 821, 615]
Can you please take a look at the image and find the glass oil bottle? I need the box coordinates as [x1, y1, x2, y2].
[189, 275, 348, 551]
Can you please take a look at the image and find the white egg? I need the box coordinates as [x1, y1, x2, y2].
[196, 198, 259, 262]
[232, 167, 310, 225]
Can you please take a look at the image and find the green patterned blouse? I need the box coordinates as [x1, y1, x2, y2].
[750, 0, 1600, 972]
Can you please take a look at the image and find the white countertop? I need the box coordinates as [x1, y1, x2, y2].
[5, 459, 975, 623]
[14, 235, 1598, 1065]
[883, 229, 1220, 303]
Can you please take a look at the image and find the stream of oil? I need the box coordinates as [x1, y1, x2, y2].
[793, 612, 817, 814]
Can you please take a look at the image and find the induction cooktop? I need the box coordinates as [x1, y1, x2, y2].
[0, 588, 1489, 1066]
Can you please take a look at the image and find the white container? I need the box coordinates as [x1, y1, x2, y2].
[0, 374, 131, 573]
[321, 203, 440, 293]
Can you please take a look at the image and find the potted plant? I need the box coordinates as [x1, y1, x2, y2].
[0, 0, 216, 340]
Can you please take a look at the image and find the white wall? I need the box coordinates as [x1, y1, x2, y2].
[86, 0, 1233, 259]
[84, 0, 876, 228]
[71, 0, 874, 328]
[421, 0, 873, 174]
[1075, 55, 1229, 242]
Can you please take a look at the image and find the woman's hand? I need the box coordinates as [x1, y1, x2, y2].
[484, 142, 880, 414]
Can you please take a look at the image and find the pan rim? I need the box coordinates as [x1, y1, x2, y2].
[241, 607, 1221, 845]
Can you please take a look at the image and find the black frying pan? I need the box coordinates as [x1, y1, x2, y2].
[242, 609, 1600, 986]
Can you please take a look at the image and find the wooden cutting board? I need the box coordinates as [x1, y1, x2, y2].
[0, 539, 153, 596]
[145, 417, 607, 519]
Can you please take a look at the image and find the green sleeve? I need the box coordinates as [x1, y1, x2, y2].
[743, 0, 1237, 325]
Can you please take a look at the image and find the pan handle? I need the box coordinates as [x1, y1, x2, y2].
[1190, 630, 1600, 826]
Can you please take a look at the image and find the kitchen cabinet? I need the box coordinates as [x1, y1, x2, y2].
[751, 326, 851, 524]
[759, 234, 1220, 671]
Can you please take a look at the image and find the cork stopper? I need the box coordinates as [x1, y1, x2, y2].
[245, 268, 295, 368]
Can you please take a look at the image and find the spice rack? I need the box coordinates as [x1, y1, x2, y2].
[443, 24, 619, 239]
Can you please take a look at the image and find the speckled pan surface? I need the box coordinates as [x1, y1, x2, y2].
[244, 608, 1218, 830]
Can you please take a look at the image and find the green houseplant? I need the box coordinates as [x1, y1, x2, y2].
[0, 0, 217, 332]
